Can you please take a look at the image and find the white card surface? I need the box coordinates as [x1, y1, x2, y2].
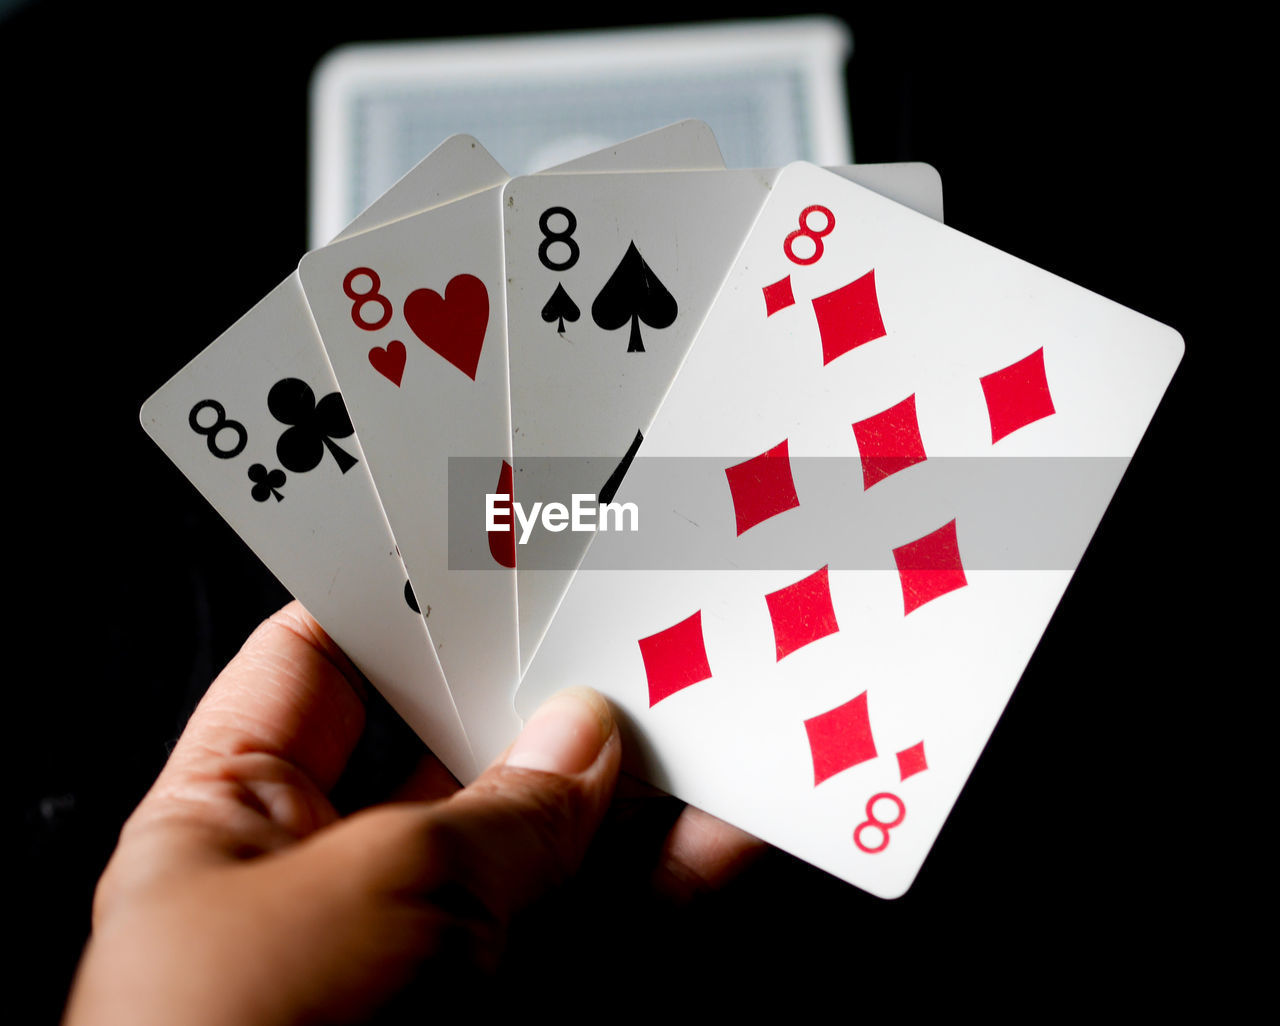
[139, 136, 509, 783]
[503, 163, 944, 670]
[299, 124, 728, 768]
[515, 162, 1183, 897]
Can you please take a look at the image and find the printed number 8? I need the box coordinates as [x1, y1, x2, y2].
[343, 267, 393, 331]
[784, 205, 836, 266]
[853, 792, 905, 854]
[538, 207, 580, 272]
[189, 399, 247, 459]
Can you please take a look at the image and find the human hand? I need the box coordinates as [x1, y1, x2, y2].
[64, 602, 761, 1024]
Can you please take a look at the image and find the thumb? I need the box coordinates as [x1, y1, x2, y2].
[433, 685, 622, 920]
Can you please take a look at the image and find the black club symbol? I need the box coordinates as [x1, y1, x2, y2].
[248, 464, 286, 502]
[267, 378, 358, 474]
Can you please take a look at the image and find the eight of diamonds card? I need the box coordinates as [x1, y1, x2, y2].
[514, 162, 1183, 897]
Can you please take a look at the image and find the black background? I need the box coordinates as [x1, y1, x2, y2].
[5, 4, 1226, 1017]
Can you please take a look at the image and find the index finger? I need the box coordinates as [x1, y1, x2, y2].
[166, 601, 368, 795]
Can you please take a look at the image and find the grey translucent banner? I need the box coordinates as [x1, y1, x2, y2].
[448, 456, 1134, 572]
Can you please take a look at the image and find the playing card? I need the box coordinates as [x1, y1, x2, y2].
[308, 18, 851, 245]
[502, 162, 944, 669]
[298, 123, 727, 768]
[140, 135, 507, 783]
[515, 161, 1183, 897]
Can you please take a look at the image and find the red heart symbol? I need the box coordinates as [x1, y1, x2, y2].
[403, 274, 489, 381]
[368, 339, 407, 386]
[488, 459, 516, 569]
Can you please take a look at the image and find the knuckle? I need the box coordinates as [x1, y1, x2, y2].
[495, 771, 593, 873]
[424, 771, 598, 920]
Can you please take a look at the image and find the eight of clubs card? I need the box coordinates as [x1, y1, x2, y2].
[138, 135, 524, 783]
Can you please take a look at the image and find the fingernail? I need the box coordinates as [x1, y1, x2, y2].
[506, 687, 613, 775]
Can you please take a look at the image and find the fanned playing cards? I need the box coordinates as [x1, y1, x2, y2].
[142, 123, 1181, 897]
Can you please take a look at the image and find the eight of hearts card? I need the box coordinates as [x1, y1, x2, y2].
[514, 162, 1183, 898]
[296, 123, 726, 767]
